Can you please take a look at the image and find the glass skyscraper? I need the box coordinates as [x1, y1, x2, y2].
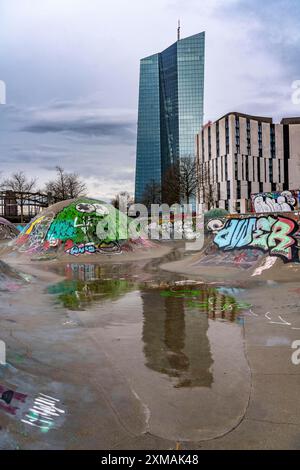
[135, 32, 205, 203]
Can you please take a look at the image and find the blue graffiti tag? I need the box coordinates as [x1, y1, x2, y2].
[214, 218, 257, 250]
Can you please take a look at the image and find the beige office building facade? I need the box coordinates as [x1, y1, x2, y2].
[196, 112, 300, 213]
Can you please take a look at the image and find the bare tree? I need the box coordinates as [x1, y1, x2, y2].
[1, 171, 37, 222]
[197, 161, 216, 211]
[162, 163, 181, 205]
[179, 157, 198, 204]
[45, 166, 87, 202]
[141, 180, 161, 207]
[111, 191, 134, 212]
[162, 157, 198, 204]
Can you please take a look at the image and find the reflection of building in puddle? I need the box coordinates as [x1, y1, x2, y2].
[141, 290, 213, 388]
[63, 263, 137, 282]
[64, 264, 102, 282]
[47, 278, 135, 310]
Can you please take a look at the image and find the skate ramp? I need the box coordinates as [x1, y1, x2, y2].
[8, 198, 155, 261]
[0, 217, 19, 241]
[162, 212, 300, 281]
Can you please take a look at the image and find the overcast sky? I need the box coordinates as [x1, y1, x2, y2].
[0, 0, 299, 200]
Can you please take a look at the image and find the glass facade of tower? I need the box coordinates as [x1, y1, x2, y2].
[135, 32, 205, 203]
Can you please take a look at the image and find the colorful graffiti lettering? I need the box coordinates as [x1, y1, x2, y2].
[65, 242, 97, 256]
[0, 217, 19, 240]
[214, 216, 299, 262]
[65, 240, 122, 256]
[251, 190, 299, 213]
[15, 199, 131, 255]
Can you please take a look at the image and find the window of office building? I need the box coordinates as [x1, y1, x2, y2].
[208, 126, 211, 160]
[227, 180, 231, 200]
[257, 157, 261, 182]
[234, 154, 238, 179]
[258, 122, 262, 158]
[246, 118, 251, 155]
[236, 180, 241, 200]
[216, 121, 220, 158]
[245, 155, 249, 181]
[217, 182, 220, 201]
[225, 116, 229, 154]
[247, 181, 252, 199]
[270, 124, 276, 159]
[264, 159, 267, 183]
[269, 158, 273, 183]
[235, 115, 240, 154]
[278, 159, 281, 183]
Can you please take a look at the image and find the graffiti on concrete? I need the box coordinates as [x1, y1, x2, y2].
[15, 199, 130, 255]
[18, 213, 54, 252]
[214, 215, 299, 262]
[251, 191, 299, 213]
[0, 340, 6, 365]
[0, 217, 19, 240]
[21, 393, 65, 432]
[64, 240, 121, 256]
[252, 256, 277, 276]
[206, 218, 226, 233]
[0, 384, 27, 416]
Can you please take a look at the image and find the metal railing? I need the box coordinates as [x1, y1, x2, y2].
[0, 191, 51, 223]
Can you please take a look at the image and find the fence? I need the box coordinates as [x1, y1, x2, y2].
[0, 191, 51, 223]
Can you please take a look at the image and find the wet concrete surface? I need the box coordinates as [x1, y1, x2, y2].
[0, 247, 300, 449]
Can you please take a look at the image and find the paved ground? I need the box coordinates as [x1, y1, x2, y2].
[0, 251, 300, 450]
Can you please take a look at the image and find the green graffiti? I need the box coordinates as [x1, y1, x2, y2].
[160, 287, 251, 320]
[267, 217, 296, 258]
[45, 199, 129, 245]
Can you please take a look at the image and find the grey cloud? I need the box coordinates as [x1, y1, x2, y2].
[16, 100, 137, 144]
[22, 119, 136, 142]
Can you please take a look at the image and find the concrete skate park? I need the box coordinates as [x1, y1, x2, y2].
[1, 197, 300, 450]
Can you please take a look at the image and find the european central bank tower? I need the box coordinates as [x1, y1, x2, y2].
[135, 31, 205, 203]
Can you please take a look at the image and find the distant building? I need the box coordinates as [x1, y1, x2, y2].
[3, 191, 18, 218]
[196, 112, 300, 213]
[135, 32, 205, 203]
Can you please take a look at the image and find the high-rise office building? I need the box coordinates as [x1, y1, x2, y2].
[135, 31, 205, 203]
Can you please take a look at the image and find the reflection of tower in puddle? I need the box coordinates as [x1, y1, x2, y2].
[141, 290, 213, 388]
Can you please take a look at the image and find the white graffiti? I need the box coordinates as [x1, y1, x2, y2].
[21, 393, 65, 431]
[206, 219, 225, 232]
[252, 256, 277, 276]
[76, 203, 109, 216]
[253, 191, 296, 213]
[291, 340, 300, 365]
[0, 340, 6, 365]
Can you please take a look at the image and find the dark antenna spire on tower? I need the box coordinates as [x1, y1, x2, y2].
[177, 19, 181, 41]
